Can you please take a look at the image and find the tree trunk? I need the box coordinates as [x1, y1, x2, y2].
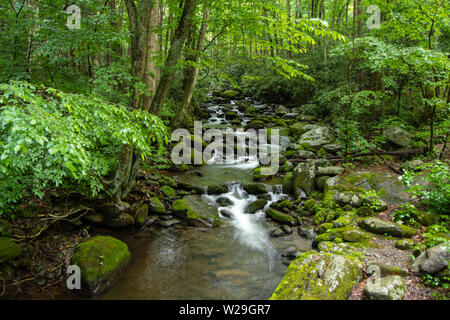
[172, 6, 210, 127]
[150, 0, 197, 116]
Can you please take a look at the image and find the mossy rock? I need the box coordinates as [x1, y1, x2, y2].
[332, 216, 353, 228]
[245, 120, 265, 130]
[265, 208, 295, 225]
[207, 184, 229, 195]
[252, 167, 276, 180]
[0, 219, 12, 236]
[342, 229, 371, 243]
[282, 172, 293, 194]
[172, 196, 220, 227]
[270, 251, 363, 300]
[367, 262, 409, 277]
[221, 90, 241, 99]
[161, 186, 176, 198]
[71, 236, 130, 296]
[395, 239, 416, 250]
[317, 241, 362, 256]
[246, 199, 268, 214]
[104, 213, 134, 228]
[0, 237, 22, 263]
[356, 206, 375, 217]
[243, 183, 268, 195]
[303, 199, 316, 211]
[412, 210, 438, 226]
[358, 217, 418, 238]
[148, 197, 166, 214]
[134, 203, 148, 226]
[318, 223, 334, 234]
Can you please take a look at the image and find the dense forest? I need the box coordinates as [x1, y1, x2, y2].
[0, 0, 448, 301]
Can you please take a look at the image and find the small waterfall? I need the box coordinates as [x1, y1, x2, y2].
[204, 183, 287, 259]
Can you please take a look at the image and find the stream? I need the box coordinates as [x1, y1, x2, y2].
[101, 97, 312, 300]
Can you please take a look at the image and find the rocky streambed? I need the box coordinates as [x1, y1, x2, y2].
[2, 90, 447, 300]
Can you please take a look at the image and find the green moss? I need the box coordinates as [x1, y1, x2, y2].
[265, 208, 295, 225]
[270, 252, 362, 300]
[0, 237, 22, 263]
[134, 203, 148, 225]
[399, 224, 418, 237]
[304, 199, 316, 211]
[207, 184, 228, 195]
[71, 236, 130, 295]
[356, 206, 375, 217]
[161, 186, 176, 198]
[148, 197, 166, 214]
[282, 172, 293, 194]
[0, 219, 12, 236]
[318, 223, 334, 234]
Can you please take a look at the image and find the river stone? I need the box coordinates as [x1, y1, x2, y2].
[134, 203, 148, 225]
[71, 236, 130, 296]
[395, 239, 416, 250]
[161, 186, 176, 198]
[383, 126, 412, 149]
[246, 199, 268, 214]
[411, 242, 450, 275]
[207, 184, 229, 195]
[243, 183, 268, 195]
[158, 219, 181, 228]
[99, 202, 130, 218]
[270, 251, 363, 300]
[292, 162, 316, 196]
[104, 213, 134, 228]
[282, 172, 294, 194]
[270, 229, 284, 238]
[0, 237, 22, 263]
[316, 166, 344, 177]
[298, 226, 317, 240]
[82, 212, 104, 224]
[358, 217, 417, 238]
[364, 275, 406, 300]
[298, 127, 335, 150]
[265, 208, 295, 225]
[149, 197, 166, 214]
[221, 90, 240, 99]
[172, 196, 221, 228]
[216, 197, 234, 207]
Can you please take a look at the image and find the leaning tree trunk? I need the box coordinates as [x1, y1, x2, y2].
[150, 0, 197, 116]
[172, 6, 210, 127]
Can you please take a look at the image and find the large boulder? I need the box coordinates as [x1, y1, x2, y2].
[0, 237, 22, 263]
[71, 236, 130, 296]
[358, 217, 417, 238]
[411, 242, 449, 275]
[364, 275, 406, 300]
[383, 126, 412, 149]
[292, 162, 316, 196]
[298, 127, 335, 150]
[172, 196, 221, 227]
[270, 251, 363, 300]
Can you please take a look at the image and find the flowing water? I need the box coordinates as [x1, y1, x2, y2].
[101, 97, 312, 300]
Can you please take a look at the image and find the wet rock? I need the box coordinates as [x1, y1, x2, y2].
[281, 225, 293, 235]
[158, 219, 181, 228]
[99, 202, 130, 218]
[104, 213, 134, 228]
[270, 229, 284, 238]
[281, 247, 300, 259]
[82, 212, 104, 224]
[216, 197, 234, 207]
[178, 182, 204, 194]
[207, 184, 229, 195]
[246, 199, 268, 214]
[243, 183, 268, 195]
[0, 237, 22, 263]
[172, 196, 221, 227]
[265, 208, 295, 225]
[298, 226, 317, 240]
[219, 208, 233, 218]
[294, 150, 316, 160]
[270, 251, 363, 300]
[282, 172, 293, 194]
[161, 186, 176, 198]
[364, 275, 406, 300]
[71, 236, 130, 297]
[411, 242, 449, 275]
[148, 197, 166, 214]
